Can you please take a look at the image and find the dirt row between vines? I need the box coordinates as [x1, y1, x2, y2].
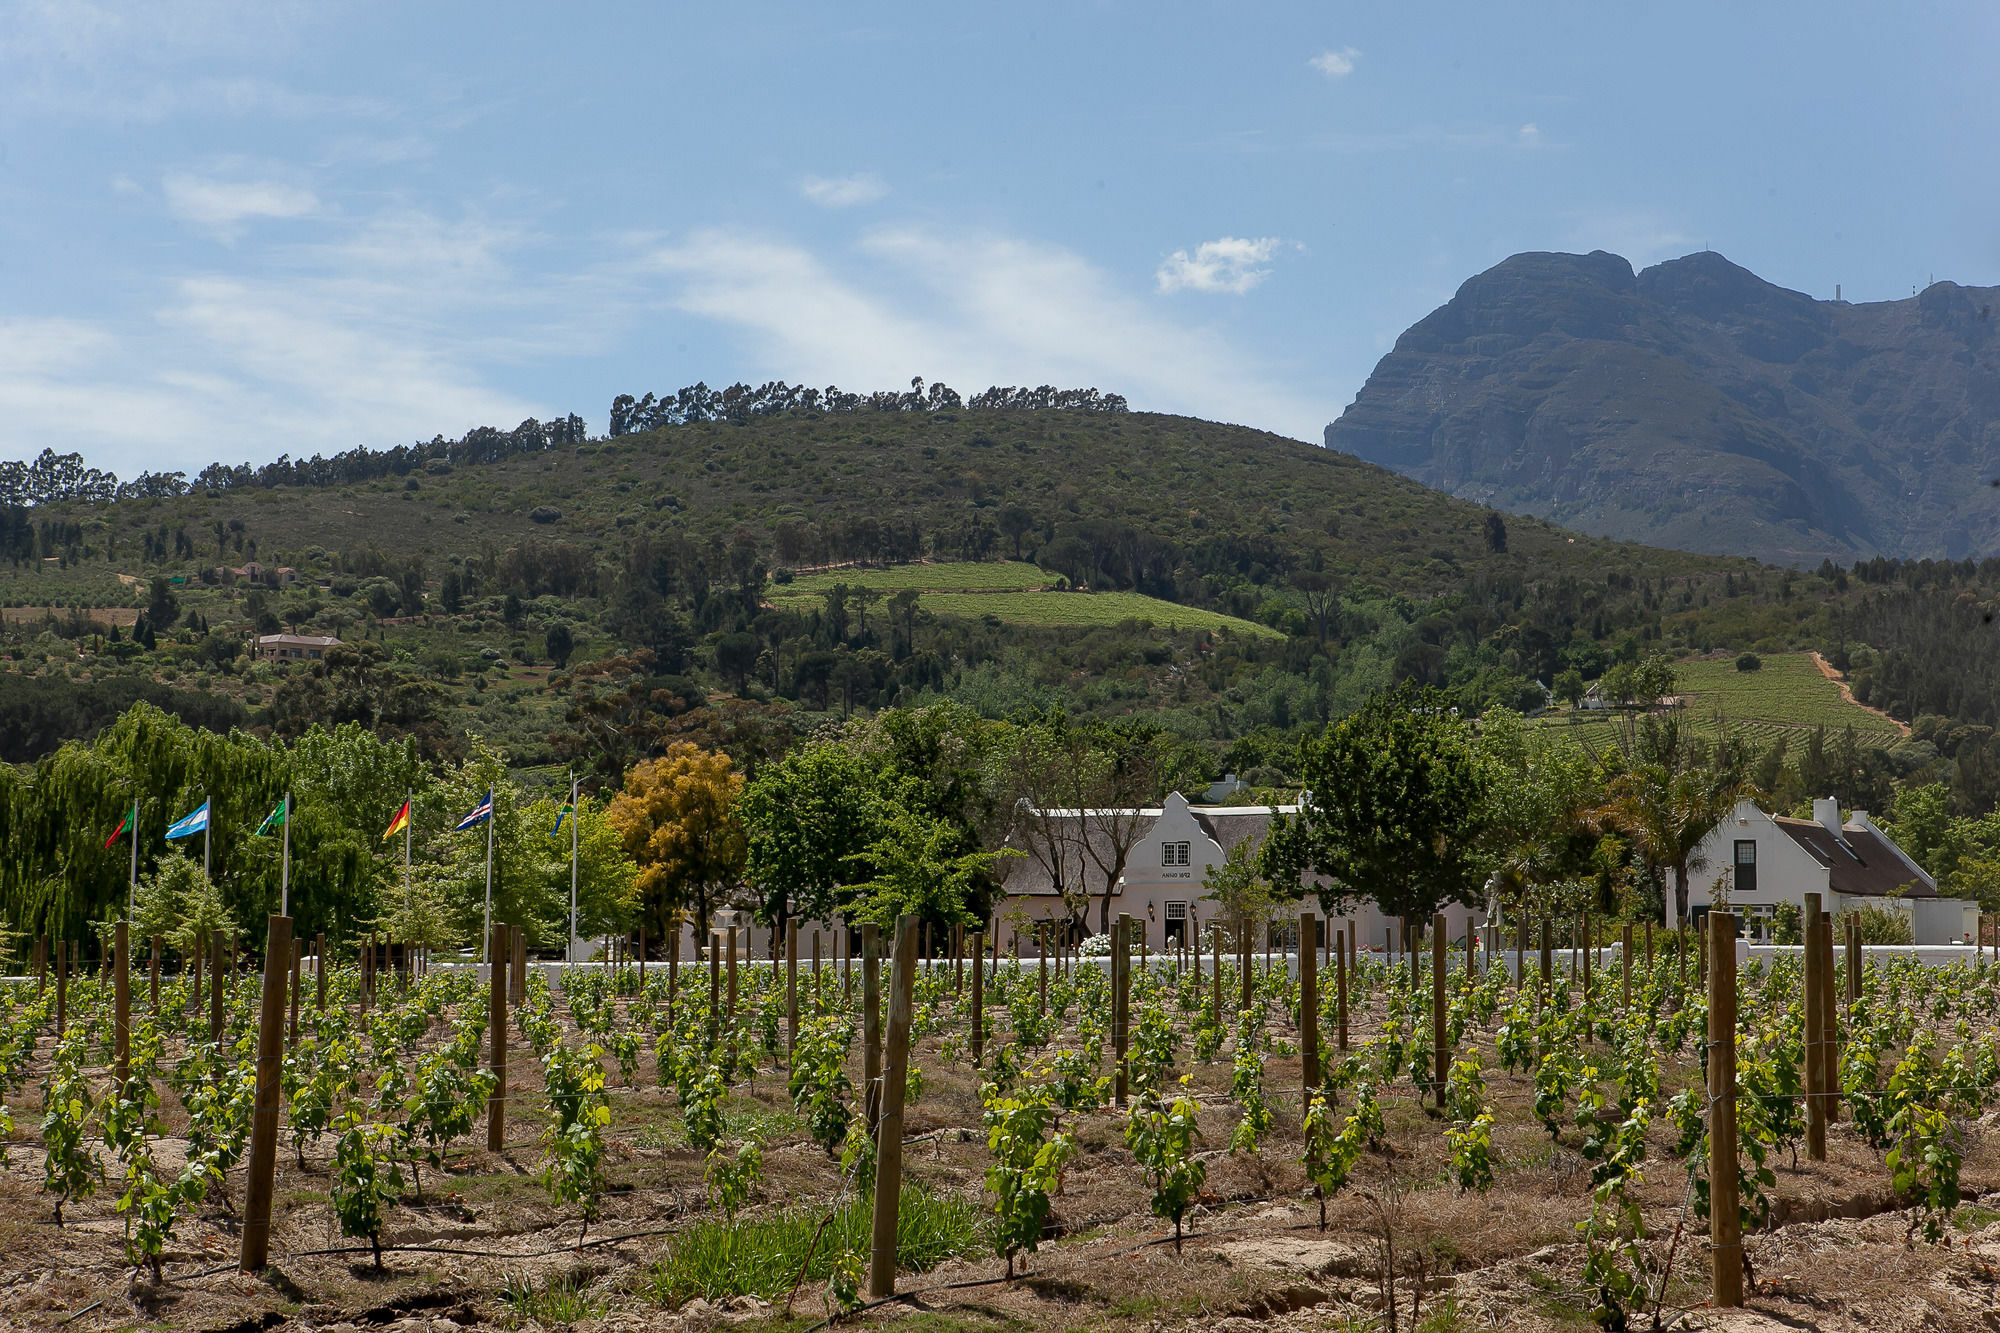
[3, 986, 1999, 1332]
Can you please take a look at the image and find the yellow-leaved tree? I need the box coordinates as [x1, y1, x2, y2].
[605, 741, 745, 943]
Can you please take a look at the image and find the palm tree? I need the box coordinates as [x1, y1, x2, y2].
[1597, 760, 1742, 926]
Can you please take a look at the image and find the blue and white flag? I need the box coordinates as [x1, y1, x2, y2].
[454, 791, 494, 832]
[164, 800, 210, 841]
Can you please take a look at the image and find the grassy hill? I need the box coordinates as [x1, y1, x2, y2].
[1537, 651, 1907, 751]
[768, 562, 1281, 637]
[8, 409, 1770, 612]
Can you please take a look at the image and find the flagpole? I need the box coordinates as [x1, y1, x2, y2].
[482, 792, 494, 965]
[128, 799, 138, 920]
[280, 791, 291, 917]
[203, 801, 210, 881]
[569, 773, 579, 966]
[403, 789, 412, 912]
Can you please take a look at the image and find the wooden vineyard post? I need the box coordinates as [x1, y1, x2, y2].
[786, 921, 799, 1065]
[1580, 911, 1591, 993]
[1112, 914, 1130, 1108]
[726, 926, 739, 1036]
[1708, 910, 1742, 1308]
[1645, 920, 1654, 977]
[289, 938, 301, 1043]
[1538, 918, 1553, 1002]
[55, 939, 66, 1037]
[210, 935, 225, 1042]
[315, 933, 326, 1011]
[487, 922, 508, 1151]
[240, 914, 292, 1273]
[151, 935, 162, 1014]
[1190, 916, 1202, 998]
[1692, 917, 1702, 985]
[36, 934, 46, 995]
[969, 931, 985, 1066]
[1038, 926, 1048, 1015]
[1621, 923, 1633, 1010]
[1515, 914, 1528, 990]
[1189, 917, 1200, 995]
[639, 926, 647, 990]
[669, 923, 681, 1021]
[510, 925, 527, 1008]
[863, 923, 883, 1131]
[1336, 928, 1349, 1051]
[113, 922, 130, 1088]
[1299, 911, 1319, 1100]
[1819, 906, 1840, 1124]
[1211, 923, 1222, 1023]
[1846, 915, 1861, 1008]
[707, 935, 721, 1046]
[868, 914, 921, 1301]
[1239, 915, 1253, 1015]
[1431, 911, 1448, 1111]
[1802, 892, 1827, 1161]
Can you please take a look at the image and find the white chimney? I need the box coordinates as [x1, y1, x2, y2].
[1814, 797, 1842, 837]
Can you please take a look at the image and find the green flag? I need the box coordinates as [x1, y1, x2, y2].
[255, 798, 287, 836]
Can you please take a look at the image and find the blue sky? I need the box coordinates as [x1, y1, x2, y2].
[4, 1, 1998, 479]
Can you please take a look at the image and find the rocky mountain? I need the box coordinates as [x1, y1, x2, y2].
[1326, 249, 2000, 566]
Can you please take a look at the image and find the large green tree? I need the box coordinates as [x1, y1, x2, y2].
[1260, 686, 1491, 932]
[740, 738, 894, 934]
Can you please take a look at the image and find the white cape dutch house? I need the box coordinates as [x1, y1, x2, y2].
[995, 791, 1480, 953]
[1671, 797, 1977, 945]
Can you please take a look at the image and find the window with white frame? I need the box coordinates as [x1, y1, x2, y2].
[1162, 841, 1191, 866]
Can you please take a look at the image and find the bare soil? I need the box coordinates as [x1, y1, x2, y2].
[4, 973, 1998, 1333]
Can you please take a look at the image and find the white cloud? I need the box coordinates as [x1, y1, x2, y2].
[163, 173, 318, 234]
[0, 206, 596, 477]
[1517, 123, 1542, 147]
[642, 225, 1326, 440]
[800, 173, 889, 208]
[1155, 236, 1285, 294]
[1309, 47, 1360, 78]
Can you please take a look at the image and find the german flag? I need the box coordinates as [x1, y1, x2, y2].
[381, 800, 411, 842]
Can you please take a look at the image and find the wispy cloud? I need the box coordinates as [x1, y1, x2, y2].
[1309, 47, 1360, 78]
[0, 204, 600, 476]
[1156, 236, 1286, 295]
[642, 225, 1326, 440]
[800, 173, 889, 208]
[163, 173, 318, 234]
[0, 3, 358, 120]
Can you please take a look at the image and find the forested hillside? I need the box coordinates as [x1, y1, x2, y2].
[2, 382, 1999, 818]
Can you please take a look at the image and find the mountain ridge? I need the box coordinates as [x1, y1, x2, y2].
[1326, 248, 2000, 566]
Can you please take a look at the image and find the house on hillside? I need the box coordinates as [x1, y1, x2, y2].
[1669, 797, 1977, 944]
[994, 791, 1482, 953]
[255, 633, 341, 663]
[215, 562, 300, 588]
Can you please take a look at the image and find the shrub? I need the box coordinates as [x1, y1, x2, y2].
[1839, 902, 1914, 945]
[1735, 652, 1762, 672]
